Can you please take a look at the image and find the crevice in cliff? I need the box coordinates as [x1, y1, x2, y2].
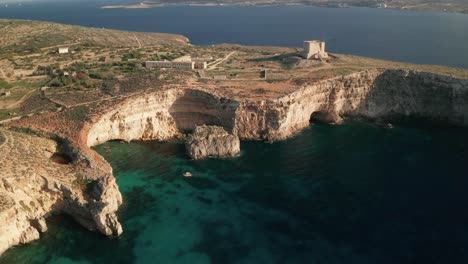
[50, 153, 73, 165]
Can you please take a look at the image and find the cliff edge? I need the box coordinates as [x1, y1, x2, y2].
[2, 68, 467, 255]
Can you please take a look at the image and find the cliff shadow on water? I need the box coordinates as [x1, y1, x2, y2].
[350, 70, 468, 127]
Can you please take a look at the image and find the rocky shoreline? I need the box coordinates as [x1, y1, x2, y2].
[1, 68, 468, 255]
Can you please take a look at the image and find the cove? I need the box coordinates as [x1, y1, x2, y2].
[1, 121, 468, 264]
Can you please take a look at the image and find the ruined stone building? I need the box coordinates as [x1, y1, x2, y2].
[194, 61, 207, 70]
[302, 40, 328, 60]
[145, 61, 195, 69]
[145, 55, 208, 70]
[0, 91, 11, 97]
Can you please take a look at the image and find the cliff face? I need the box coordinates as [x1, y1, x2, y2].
[0, 129, 122, 255]
[87, 89, 239, 146]
[4, 68, 466, 256]
[233, 69, 468, 141]
[86, 68, 468, 150]
[353, 70, 468, 124]
[87, 69, 468, 144]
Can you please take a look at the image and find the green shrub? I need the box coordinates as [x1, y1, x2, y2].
[89, 72, 102, 79]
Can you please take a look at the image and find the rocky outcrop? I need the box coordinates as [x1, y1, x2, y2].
[0, 129, 122, 255]
[185, 125, 240, 160]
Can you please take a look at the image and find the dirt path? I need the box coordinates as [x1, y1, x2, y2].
[0, 67, 6, 80]
[0, 130, 7, 149]
[61, 59, 80, 69]
[6, 89, 36, 109]
[40, 42, 81, 51]
[66, 92, 134, 108]
[0, 25, 10, 33]
[207, 51, 236, 70]
[45, 88, 141, 109]
[0, 129, 13, 163]
[404, 3, 429, 9]
[133, 34, 142, 48]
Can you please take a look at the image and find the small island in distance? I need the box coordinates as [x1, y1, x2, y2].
[101, 0, 468, 14]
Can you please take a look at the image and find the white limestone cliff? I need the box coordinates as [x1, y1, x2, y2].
[88, 69, 468, 145]
[0, 129, 122, 255]
[2, 68, 467, 255]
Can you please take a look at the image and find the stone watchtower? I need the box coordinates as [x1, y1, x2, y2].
[302, 40, 328, 60]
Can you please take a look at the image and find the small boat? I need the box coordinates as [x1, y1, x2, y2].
[183, 172, 193, 177]
[103, 146, 111, 153]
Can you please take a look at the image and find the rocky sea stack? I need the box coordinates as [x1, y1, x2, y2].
[185, 125, 240, 160]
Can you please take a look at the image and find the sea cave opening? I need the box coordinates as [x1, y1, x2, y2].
[309, 111, 335, 124]
[168, 90, 237, 134]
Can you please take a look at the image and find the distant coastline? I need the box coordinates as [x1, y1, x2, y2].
[101, 3, 163, 9]
[101, 2, 302, 9]
[100, 1, 468, 15]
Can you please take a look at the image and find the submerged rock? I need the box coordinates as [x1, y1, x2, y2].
[185, 125, 240, 160]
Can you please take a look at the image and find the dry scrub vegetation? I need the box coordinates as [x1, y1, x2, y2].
[1, 18, 468, 125]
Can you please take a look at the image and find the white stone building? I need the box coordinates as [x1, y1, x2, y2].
[58, 47, 69, 54]
[302, 40, 328, 60]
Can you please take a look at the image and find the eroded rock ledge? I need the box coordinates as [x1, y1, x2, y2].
[1, 68, 468, 255]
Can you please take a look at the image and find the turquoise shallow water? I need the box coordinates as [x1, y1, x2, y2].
[1, 122, 468, 264]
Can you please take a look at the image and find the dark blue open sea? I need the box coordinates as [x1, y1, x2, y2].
[1, 1, 468, 68]
[1, 2, 468, 264]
